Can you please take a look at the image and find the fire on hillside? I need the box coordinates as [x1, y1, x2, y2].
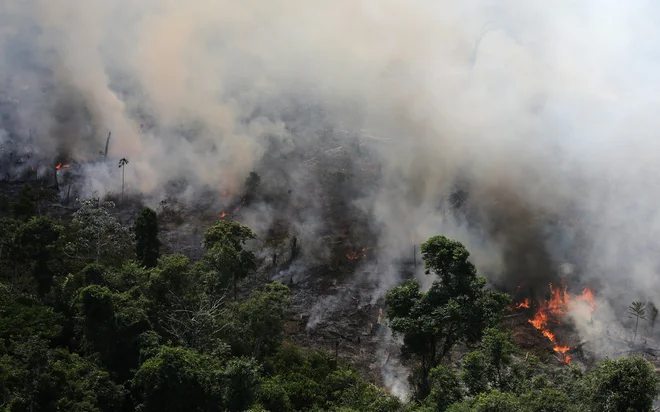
[513, 282, 596, 364]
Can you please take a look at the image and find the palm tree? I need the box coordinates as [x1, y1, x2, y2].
[118, 158, 129, 204]
[629, 301, 647, 341]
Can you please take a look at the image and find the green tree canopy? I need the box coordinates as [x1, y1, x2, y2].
[131, 346, 227, 412]
[386, 235, 509, 398]
[0, 338, 125, 411]
[584, 356, 659, 412]
[230, 282, 291, 359]
[202, 220, 257, 299]
[13, 216, 63, 294]
[425, 365, 463, 412]
[135, 207, 160, 268]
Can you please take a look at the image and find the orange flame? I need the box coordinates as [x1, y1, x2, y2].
[218, 198, 246, 219]
[515, 298, 530, 309]
[526, 283, 596, 365]
[575, 287, 596, 312]
[55, 163, 70, 170]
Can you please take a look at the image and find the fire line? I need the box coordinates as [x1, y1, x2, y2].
[515, 282, 595, 364]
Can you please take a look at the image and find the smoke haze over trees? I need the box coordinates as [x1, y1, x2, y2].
[2, 0, 660, 409]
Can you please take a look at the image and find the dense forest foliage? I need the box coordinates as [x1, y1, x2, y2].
[0, 185, 658, 411]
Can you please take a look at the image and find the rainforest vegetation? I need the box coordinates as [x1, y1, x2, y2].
[0, 186, 657, 412]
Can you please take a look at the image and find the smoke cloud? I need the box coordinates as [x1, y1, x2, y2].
[3, 0, 660, 391]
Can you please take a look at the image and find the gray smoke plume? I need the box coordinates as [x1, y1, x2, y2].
[2, 0, 660, 395]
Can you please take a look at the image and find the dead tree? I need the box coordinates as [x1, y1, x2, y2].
[648, 302, 658, 331]
[104, 132, 111, 160]
[161, 291, 231, 353]
[118, 158, 129, 204]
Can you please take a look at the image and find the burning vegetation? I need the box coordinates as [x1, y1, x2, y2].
[514, 282, 596, 364]
[346, 247, 368, 261]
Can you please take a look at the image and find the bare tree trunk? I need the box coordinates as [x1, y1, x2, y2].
[96, 229, 101, 264]
[104, 132, 111, 160]
[121, 167, 125, 204]
[413, 244, 416, 267]
[634, 316, 640, 341]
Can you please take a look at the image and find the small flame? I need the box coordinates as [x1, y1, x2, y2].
[55, 163, 70, 170]
[218, 198, 246, 219]
[515, 298, 531, 309]
[346, 247, 368, 260]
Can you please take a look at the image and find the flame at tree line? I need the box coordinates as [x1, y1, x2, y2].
[55, 163, 70, 170]
[218, 198, 246, 219]
[515, 282, 596, 364]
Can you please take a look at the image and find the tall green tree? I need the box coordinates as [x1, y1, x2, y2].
[585, 356, 659, 412]
[77, 285, 151, 379]
[135, 207, 160, 268]
[425, 365, 463, 412]
[385, 236, 509, 398]
[203, 220, 257, 299]
[482, 328, 516, 389]
[230, 282, 290, 359]
[462, 350, 489, 396]
[13, 216, 64, 295]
